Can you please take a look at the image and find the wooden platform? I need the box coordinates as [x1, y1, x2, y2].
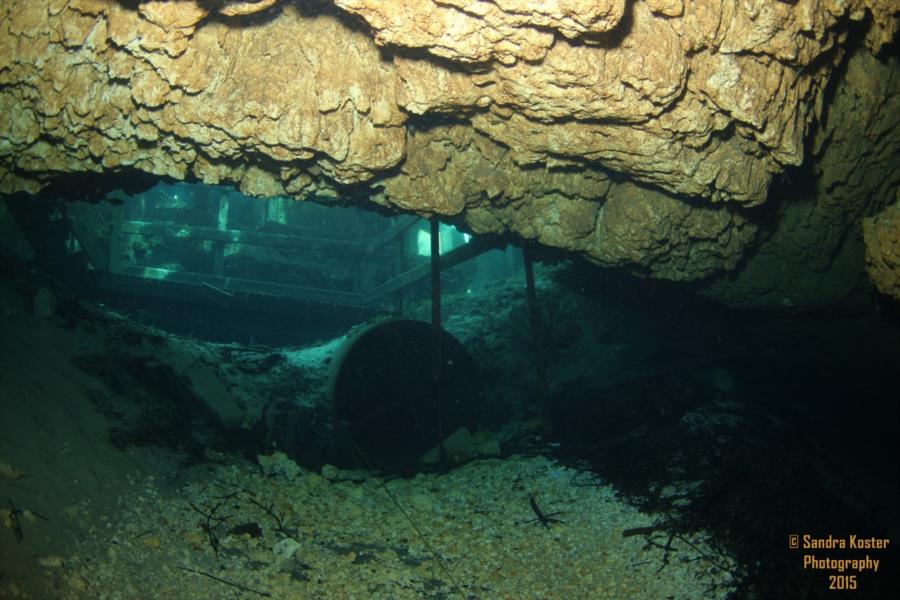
[62, 198, 495, 310]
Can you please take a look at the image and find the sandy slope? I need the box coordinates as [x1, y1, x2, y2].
[0, 270, 185, 598]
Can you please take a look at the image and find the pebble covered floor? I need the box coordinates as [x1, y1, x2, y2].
[41, 456, 736, 599]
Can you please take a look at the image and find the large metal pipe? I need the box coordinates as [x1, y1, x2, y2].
[261, 318, 480, 471]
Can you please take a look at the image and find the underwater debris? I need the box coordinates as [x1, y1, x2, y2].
[244, 495, 296, 539]
[5, 499, 23, 542]
[623, 512, 738, 588]
[525, 494, 564, 528]
[3, 498, 49, 543]
[187, 493, 237, 561]
[176, 566, 271, 598]
[218, 345, 284, 374]
[51, 455, 734, 598]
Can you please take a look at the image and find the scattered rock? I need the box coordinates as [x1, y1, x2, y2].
[183, 530, 206, 549]
[0, 460, 25, 480]
[37, 555, 64, 568]
[257, 451, 302, 481]
[419, 427, 502, 463]
[272, 537, 301, 560]
[320, 464, 340, 481]
[67, 573, 90, 592]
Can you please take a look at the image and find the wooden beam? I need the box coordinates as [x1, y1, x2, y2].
[212, 196, 229, 276]
[363, 237, 497, 304]
[119, 221, 372, 255]
[118, 265, 367, 307]
[62, 202, 109, 270]
[365, 215, 420, 255]
[108, 204, 125, 274]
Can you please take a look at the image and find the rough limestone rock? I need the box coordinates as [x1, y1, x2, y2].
[0, 1, 898, 287]
[864, 198, 900, 302]
[373, 125, 754, 279]
[591, 183, 755, 280]
[333, 0, 626, 64]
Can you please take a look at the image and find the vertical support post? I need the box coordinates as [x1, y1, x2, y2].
[430, 217, 444, 458]
[430, 218, 442, 379]
[254, 195, 267, 230]
[213, 195, 229, 277]
[395, 225, 406, 314]
[266, 197, 286, 225]
[523, 245, 548, 418]
[136, 193, 147, 221]
[108, 203, 125, 274]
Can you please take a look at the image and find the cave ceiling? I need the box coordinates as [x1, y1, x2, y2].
[0, 0, 899, 297]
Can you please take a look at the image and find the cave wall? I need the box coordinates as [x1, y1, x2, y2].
[0, 0, 898, 291]
[701, 48, 900, 309]
[864, 193, 900, 302]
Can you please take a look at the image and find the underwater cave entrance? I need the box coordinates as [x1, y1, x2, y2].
[3, 179, 523, 345]
[3, 178, 525, 470]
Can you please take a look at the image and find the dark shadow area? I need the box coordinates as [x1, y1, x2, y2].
[551, 370, 899, 599]
[2, 173, 898, 598]
[546, 262, 900, 600]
